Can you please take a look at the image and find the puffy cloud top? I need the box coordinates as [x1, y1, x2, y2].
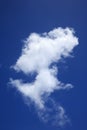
[13, 28, 78, 75]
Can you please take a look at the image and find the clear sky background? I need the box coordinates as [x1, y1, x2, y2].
[0, 0, 87, 130]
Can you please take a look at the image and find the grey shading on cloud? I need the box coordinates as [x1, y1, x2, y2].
[10, 27, 79, 126]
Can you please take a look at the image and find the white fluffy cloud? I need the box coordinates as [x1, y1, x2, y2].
[10, 27, 79, 125]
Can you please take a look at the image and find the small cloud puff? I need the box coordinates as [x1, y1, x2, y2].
[10, 27, 79, 126]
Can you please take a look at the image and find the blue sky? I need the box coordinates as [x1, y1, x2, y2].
[0, 0, 87, 130]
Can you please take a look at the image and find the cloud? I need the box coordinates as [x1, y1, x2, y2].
[9, 27, 79, 126]
[37, 98, 70, 126]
